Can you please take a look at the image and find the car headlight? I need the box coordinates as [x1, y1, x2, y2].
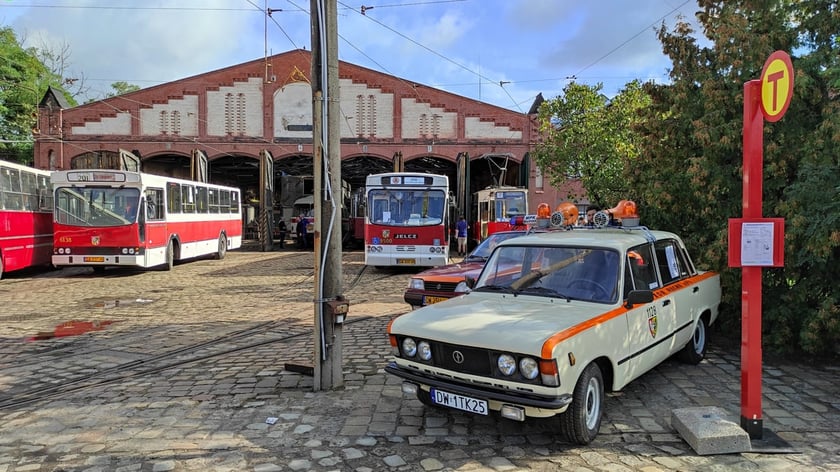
[454, 281, 469, 293]
[497, 354, 516, 376]
[418, 341, 432, 361]
[402, 338, 417, 357]
[408, 278, 424, 290]
[519, 357, 539, 380]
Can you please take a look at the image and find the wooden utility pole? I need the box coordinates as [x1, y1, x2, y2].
[310, 0, 344, 391]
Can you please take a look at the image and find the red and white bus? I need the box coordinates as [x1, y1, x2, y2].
[472, 186, 528, 244]
[51, 169, 242, 271]
[364, 172, 450, 267]
[0, 160, 53, 279]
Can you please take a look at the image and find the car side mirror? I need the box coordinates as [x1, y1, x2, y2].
[464, 276, 476, 289]
[625, 289, 654, 309]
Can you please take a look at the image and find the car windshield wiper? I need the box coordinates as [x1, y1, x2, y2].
[463, 255, 486, 262]
[517, 286, 572, 302]
[473, 284, 517, 296]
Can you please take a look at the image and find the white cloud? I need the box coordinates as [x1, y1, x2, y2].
[0, 0, 705, 108]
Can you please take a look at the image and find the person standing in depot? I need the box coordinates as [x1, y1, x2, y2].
[296, 216, 308, 250]
[277, 219, 287, 249]
[456, 215, 469, 256]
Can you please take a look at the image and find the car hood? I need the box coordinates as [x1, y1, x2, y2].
[415, 261, 485, 280]
[390, 292, 612, 356]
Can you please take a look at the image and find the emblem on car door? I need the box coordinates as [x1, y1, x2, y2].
[647, 306, 658, 338]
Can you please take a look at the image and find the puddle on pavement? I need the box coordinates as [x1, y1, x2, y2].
[26, 320, 118, 341]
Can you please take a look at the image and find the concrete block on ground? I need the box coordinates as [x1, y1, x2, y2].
[671, 406, 751, 455]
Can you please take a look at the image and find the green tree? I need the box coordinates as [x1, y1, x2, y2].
[106, 81, 140, 97]
[0, 26, 74, 164]
[632, 0, 839, 355]
[532, 80, 651, 207]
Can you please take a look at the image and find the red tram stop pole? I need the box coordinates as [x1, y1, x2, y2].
[727, 50, 793, 439]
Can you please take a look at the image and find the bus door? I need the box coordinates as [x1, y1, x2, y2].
[144, 188, 167, 251]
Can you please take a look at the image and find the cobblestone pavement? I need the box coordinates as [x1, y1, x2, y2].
[0, 248, 838, 472]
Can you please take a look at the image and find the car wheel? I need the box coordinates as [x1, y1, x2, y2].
[678, 316, 707, 365]
[559, 362, 604, 445]
[215, 234, 227, 260]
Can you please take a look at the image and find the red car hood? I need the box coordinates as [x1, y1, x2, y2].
[416, 261, 485, 281]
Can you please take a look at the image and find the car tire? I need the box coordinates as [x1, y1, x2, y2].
[559, 362, 604, 445]
[678, 316, 708, 365]
[416, 388, 441, 408]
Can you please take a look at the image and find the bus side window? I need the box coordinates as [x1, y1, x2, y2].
[208, 189, 220, 213]
[196, 186, 208, 213]
[220, 190, 231, 214]
[167, 182, 182, 213]
[230, 191, 240, 214]
[182, 184, 195, 213]
[1, 167, 24, 210]
[146, 188, 164, 221]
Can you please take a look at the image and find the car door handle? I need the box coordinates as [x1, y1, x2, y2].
[662, 299, 671, 307]
[693, 286, 699, 293]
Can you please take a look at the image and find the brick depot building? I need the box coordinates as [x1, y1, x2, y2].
[34, 49, 577, 223]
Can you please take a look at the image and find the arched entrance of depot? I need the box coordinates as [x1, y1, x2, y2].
[404, 155, 457, 189]
[140, 152, 192, 180]
[341, 155, 392, 190]
[468, 153, 525, 194]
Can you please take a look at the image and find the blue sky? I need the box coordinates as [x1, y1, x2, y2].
[1, 0, 704, 111]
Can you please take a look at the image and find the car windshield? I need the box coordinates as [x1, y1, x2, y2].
[474, 245, 620, 304]
[466, 232, 527, 261]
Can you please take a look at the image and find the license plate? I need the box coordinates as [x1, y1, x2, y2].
[396, 258, 416, 265]
[84, 256, 105, 262]
[424, 296, 448, 305]
[430, 388, 488, 415]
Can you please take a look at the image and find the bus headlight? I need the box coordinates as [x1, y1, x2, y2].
[497, 354, 516, 376]
[408, 278, 424, 290]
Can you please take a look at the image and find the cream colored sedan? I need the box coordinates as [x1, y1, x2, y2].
[386, 228, 721, 444]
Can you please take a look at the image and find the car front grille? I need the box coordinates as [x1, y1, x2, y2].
[426, 281, 459, 293]
[435, 343, 491, 375]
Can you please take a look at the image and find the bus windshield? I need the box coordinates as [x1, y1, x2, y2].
[368, 189, 446, 226]
[55, 186, 141, 226]
[495, 191, 526, 220]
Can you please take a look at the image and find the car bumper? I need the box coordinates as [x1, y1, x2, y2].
[385, 361, 572, 411]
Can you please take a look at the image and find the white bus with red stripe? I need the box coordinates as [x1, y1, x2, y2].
[51, 169, 242, 271]
[0, 160, 53, 279]
[365, 172, 450, 267]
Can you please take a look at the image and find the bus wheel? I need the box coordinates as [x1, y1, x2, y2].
[215, 234, 227, 260]
[164, 240, 175, 271]
[0, 255, 4, 280]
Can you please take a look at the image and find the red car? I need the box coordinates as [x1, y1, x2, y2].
[403, 231, 530, 308]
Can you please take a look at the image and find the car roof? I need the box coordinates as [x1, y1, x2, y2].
[496, 227, 680, 252]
